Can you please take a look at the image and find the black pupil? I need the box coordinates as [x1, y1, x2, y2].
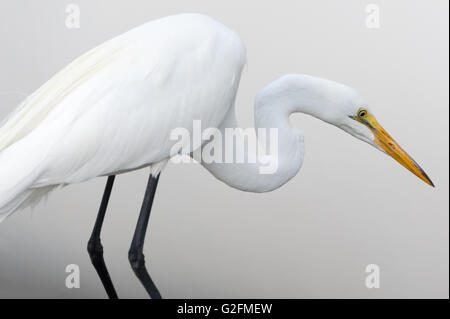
[359, 111, 366, 117]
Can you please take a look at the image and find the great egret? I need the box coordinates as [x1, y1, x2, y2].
[0, 13, 433, 299]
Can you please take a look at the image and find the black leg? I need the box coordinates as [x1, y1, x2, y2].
[87, 175, 118, 299]
[128, 173, 162, 299]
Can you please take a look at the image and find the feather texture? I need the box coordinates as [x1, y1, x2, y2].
[0, 14, 246, 219]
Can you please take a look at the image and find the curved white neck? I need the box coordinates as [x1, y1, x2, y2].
[200, 75, 324, 192]
[196, 74, 365, 192]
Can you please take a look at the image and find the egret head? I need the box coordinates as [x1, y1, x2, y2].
[329, 86, 434, 187]
[257, 74, 433, 187]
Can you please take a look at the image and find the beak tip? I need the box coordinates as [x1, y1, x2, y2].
[420, 169, 434, 188]
[421, 174, 434, 187]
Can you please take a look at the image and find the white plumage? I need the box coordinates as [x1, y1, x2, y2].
[0, 14, 246, 219]
[0, 13, 433, 222]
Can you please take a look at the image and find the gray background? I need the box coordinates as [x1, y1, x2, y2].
[0, 0, 448, 298]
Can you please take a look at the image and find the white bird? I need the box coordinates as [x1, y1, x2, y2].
[0, 13, 433, 298]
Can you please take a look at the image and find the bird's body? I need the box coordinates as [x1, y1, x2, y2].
[0, 13, 433, 298]
[0, 14, 246, 219]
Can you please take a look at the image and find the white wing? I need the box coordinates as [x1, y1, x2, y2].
[0, 13, 246, 218]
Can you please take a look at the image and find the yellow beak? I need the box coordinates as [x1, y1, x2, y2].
[357, 112, 434, 187]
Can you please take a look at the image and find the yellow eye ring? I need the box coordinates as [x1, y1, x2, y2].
[358, 109, 368, 118]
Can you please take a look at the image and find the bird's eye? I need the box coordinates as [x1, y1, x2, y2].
[358, 109, 368, 118]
